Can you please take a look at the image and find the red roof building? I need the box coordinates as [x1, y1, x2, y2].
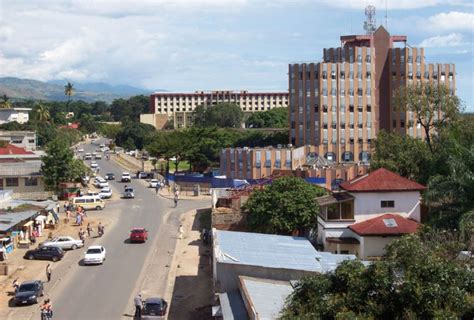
[349, 213, 419, 236]
[0, 144, 35, 156]
[339, 168, 426, 193]
[59, 123, 80, 130]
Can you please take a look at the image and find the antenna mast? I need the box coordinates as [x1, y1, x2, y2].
[363, 5, 376, 35]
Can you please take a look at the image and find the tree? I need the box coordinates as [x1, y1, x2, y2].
[242, 176, 327, 234]
[110, 95, 149, 122]
[34, 103, 51, 123]
[64, 82, 74, 111]
[393, 83, 461, 153]
[281, 231, 474, 319]
[0, 94, 12, 109]
[115, 122, 156, 150]
[245, 107, 288, 128]
[193, 103, 243, 128]
[40, 138, 88, 192]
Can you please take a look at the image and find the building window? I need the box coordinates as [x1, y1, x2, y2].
[342, 151, 353, 162]
[6, 178, 19, 187]
[255, 151, 261, 168]
[340, 71, 345, 79]
[401, 120, 405, 128]
[331, 71, 336, 79]
[25, 177, 38, 186]
[366, 54, 371, 63]
[381, 200, 395, 208]
[325, 152, 336, 161]
[322, 71, 327, 79]
[366, 105, 371, 112]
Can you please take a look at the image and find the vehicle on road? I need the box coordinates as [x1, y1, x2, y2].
[72, 196, 105, 210]
[141, 297, 168, 318]
[14, 280, 44, 305]
[94, 177, 108, 188]
[94, 153, 102, 160]
[99, 187, 112, 199]
[87, 190, 100, 197]
[90, 162, 99, 169]
[121, 172, 131, 182]
[99, 143, 106, 148]
[105, 173, 115, 180]
[149, 179, 160, 188]
[84, 245, 106, 265]
[129, 228, 148, 243]
[83, 153, 92, 160]
[77, 147, 84, 152]
[81, 175, 90, 185]
[40, 236, 84, 250]
[138, 172, 149, 179]
[24, 246, 64, 262]
[123, 187, 135, 199]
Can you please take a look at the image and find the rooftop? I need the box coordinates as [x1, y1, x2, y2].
[0, 210, 39, 232]
[339, 168, 426, 193]
[0, 160, 42, 177]
[0, 144, 35, 156]
[349, 213, 420, 236]
[213, 229, 357, 273]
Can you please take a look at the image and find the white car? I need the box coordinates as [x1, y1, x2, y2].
[84, 153, 92, 160]
[121, 172, 131, 182]
[99, 187, 112, 199]
[77, 147, 84, 152]
[94, 153, 102, 160]
[40, 236, 83, 250]
[99, 143, 106, 148]
[94, 177, 108, 188]
[90, 162, 99, 169]
[87, 190, 100, 197]
[84, 245, 106, 265]
[149, 179, 159, 188]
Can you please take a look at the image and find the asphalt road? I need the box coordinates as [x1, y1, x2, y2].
[42, 140, 207, 320]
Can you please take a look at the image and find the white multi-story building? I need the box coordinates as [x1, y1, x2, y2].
[0, 108, 32, 125]
[141, 90, 288, 129]
[0, 131, 37, 150]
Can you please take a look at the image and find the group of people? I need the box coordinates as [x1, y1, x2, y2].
[63, 202, 87, 226]
[78, 222, 104, 244]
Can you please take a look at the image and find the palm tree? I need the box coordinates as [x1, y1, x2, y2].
[0, 94, 12, 109]
[64, 82, 74, 111]
[35, 104, 51, 123]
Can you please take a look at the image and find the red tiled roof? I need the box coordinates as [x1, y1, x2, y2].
[0, 144, 34, 156]
[349, 214, 419, 236]
[59, 123, 80, 129]
[339, 168, 426, 192]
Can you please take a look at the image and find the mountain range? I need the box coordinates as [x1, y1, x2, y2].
[0, 77, 163, 103]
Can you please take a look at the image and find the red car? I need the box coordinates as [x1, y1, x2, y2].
[130, 228, 148, 243]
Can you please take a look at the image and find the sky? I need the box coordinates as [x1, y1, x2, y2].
[0, 0, 473, 111]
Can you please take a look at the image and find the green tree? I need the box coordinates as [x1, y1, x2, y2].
[193, 103, 243, 128]
[64, 82, 74, 111]
[0, 94, 12, 109]
[98, 123, 121, 140]
[245, 107, 288, 128]
[34, 103, 51, 123]
[393, 83, 461, 153]
[40, 138, 88, 192]
[79, 113, 98, 134]
[242, 176, 327, 234]
[281, 231, 474, 319]
[115, 122, 155, 150]
[110, 95, 149, 122]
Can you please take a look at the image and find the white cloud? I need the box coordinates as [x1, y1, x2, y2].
[419, 33, 466, 47]
[318, 0, 457, 10]
[426, 11, 474, 32]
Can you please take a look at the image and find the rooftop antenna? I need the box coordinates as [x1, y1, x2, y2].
[363, 5, 376, 35]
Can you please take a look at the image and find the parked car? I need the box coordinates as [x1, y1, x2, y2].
[14, 280, 44, 305]
[81, 175, 90, 185]
[142, 297, 168, 318]
[99, 187, 112, 199]
[83, 153, 92, 160]
[87, 190, 100, 197]
[94, 178, 109, 188]
[121, 172, 131, 182]
[77, 147, 84, 152]
[40, 236, 84, 250]
[105, 173, 115, 180]
[130, 228, 148, 243]
[123, 187, 135, 199]
[84, 245, 106, 265]
[149, 179, 160, 188]
[72, 196, 105, 210]
[138, 172, 149, 179]
[24, 246, 64, 262]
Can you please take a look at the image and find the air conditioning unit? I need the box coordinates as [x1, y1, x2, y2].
[277, 144, 282, 149]
[287, 144, 293, 148]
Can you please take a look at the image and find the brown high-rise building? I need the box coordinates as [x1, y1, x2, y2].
[289, 26, 455, 163]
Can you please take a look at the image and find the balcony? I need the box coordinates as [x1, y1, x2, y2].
[316, 192, 355, 221]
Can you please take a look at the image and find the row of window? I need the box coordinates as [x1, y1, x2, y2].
[391, 71, 454, 80]
[0, 177, 38, 187]
[324, 151, 371, 162]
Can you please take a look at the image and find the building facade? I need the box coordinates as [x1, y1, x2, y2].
[289, 26, 455, 163]
[0, 108, 32, 125]
[143, 90, 288, 129]
[0, 131, 37, 151]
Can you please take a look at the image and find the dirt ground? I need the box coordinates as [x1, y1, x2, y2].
[168, 208, 214, 320]
[0, 204, 114, 316]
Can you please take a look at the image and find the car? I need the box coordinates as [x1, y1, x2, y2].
[142, 297, 168, 318]
[24, 246, 64, 262]
[90, 162, 99, 169]
[149, 179, 160, 188]
[99, 143, 106, 148]
[91, 139, 97, 144]
[138, 172, 150, 179]
[14, 280, 44, 305]
[94, 153, 102, 160]
[94, 178, 109, 188]
[105, 173, 115, 180]
[84, 245, 106, 265]
[130, 228, 148, 243]
[77, 147, 84, 152]
[83, 153, 92, 160]
[40, 236, 84, 250]
[121, 172, 131, 182]
[99, 187, 112, 199]
[123, 187, 135, 199]
[81, 175, 90, 184]
[87, 190, 100, 197]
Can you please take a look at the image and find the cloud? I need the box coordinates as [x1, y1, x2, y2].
[419, 33, 466, 47]
[426, 11, 474, 32]
[318, 0, 466, 10]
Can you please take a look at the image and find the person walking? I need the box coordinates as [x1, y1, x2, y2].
[78, 228, 84, 245]
[98, 222, 104, 237]
[46, 264, 52, 282]
[86, 223, 92, 237]
[155, 183, 159, 195]
[173, 194, 178, 207]
[134, 293, 142, 318]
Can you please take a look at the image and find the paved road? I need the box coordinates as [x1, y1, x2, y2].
[39, 140, 207, 320]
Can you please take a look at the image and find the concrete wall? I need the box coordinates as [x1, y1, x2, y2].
[215, 262, 315, 293]
[352, 191, 421, 222]
[139, 113, 168, 130]
[360, 236, 399, 259]
[0, 177, 45, 193]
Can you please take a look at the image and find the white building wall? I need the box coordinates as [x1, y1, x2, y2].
[361, 236, 400, 259]
[352, 191, 421, 222]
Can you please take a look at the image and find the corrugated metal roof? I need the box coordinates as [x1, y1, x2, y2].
[214, 230, 357, 273]
[0, 160, 42, 177]
[0, 210, 39, 232]
[316, 192, 354, 206]
[240, 277, 293, 320]
[219, 291, 248, 320]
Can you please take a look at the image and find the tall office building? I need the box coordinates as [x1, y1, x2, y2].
[288, 26, 455, 163]
[141, 90, 288, 129]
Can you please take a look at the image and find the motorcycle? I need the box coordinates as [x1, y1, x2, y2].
[41, 309, 53, 320]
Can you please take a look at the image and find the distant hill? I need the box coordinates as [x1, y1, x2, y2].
[0, 77, 164, 103]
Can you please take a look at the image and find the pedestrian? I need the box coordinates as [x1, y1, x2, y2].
[66, 210, 71, 224]
[98, 222, 104, 237]
[155, 184, 159, 195]
[134, 293, 142, 318]
[56, 203, 60, 214]
[86, 223, 92, 237]
[12, 278, 19, 292]
[174, 195, 178, 207]
[46, 264, 52, 282]
[79, 228, 84, 244]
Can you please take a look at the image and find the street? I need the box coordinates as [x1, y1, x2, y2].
[7, 139, 208, 320]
